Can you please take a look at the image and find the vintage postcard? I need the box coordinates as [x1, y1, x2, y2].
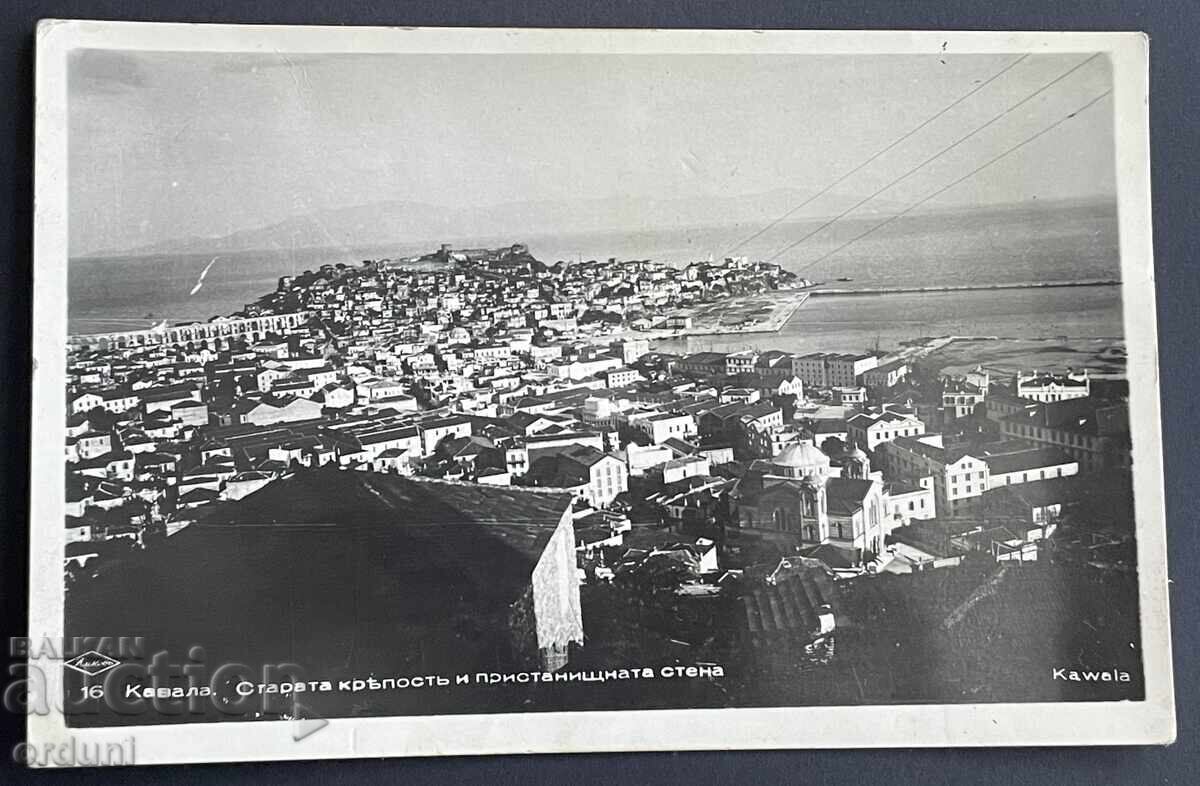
[25, 22, 1172, 766]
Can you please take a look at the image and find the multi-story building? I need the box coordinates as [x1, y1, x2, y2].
[752, 350, 795, 383]
[994, 397, 1130, 472]
[529, 445, 629, 508]
[611, 338, 650, 365]
[725, 350, 760, 376]
[582, 395, 631, 429]
[983, 447, 1080, 488]
[357, 377, 407, 402]
[675, 351, 728, 378]
[861, 359, 909, 393]
[418, 416, 474, 457]
[1015, 369, 1090, 403]
[942, 376, 988, 421]
[474, 343, 514, 365]
[332, 425, 423, 466]
[882, 434, 991, 517]
[790, 352, 878, 389]
[846, 407, 926, 452]
[882, 479, 937, 528]
[551, 353, 623, 382]
[624, 442, 676, 476]
[732, 403, 786, 458]
[632, 411, 698, 445]
[601, 367, 642, 388]
[90, 388, 141, 414]
[832, 386, 866, 406]
[744, 424, 807, 459]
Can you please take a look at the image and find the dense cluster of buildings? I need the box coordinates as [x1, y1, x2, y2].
[62, 243, 1135, 676]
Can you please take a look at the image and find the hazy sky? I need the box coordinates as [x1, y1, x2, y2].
[68, 50, 1115, 256]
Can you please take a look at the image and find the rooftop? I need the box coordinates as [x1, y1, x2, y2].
[984, 447, 1077, 475]
[199, 469, 573, 603]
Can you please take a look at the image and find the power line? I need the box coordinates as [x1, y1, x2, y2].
[721, 53, 1030, 258]
[764, 52, 1103, 264]
[789, 89, 1113, 276]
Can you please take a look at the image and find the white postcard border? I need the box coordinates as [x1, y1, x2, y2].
[28, 22, 1174, 765]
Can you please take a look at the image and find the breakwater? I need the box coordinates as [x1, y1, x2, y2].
[808, 279, 1120, 297]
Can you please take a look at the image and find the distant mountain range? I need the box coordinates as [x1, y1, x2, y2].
[80, 188, 927, 260]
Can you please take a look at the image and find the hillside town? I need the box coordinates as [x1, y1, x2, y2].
[62, 244, 1139, 705]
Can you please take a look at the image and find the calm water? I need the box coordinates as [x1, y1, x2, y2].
[68, 200, 1123, 342]
[656, 285, 1125, 356]
[68, 243, 444, 334]
[529, 200, 1120, 287]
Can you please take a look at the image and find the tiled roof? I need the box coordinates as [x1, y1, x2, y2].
[985, 447, 1076, 475]
[741, 558, 835, 636]
[200, 469, 572, 604]
[825, 477, 876, 517]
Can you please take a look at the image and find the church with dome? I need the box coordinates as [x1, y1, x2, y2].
[729, 437, 899, 563]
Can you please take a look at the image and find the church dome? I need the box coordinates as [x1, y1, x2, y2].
[773, 439, 830, 477]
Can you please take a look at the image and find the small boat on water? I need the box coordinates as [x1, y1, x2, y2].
[836, 277, 853, 282]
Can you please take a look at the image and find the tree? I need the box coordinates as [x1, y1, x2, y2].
[820, 436, 846, 457]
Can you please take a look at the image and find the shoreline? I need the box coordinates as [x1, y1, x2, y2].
[599, 291, 810, 344]
[904, 334, 1129, 380]
[68, 277, 1119, 340]
[897, 333, 1126, 356]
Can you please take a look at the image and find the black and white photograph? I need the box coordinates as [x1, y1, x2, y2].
[26, 23, 1173, 764]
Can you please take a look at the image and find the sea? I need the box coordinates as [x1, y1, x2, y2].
[68, 200, 1125, 354]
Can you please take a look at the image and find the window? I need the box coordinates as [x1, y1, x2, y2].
[772, 508, 785, 532]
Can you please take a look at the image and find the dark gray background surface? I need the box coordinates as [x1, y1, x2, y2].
[0, 2, 1195, 782]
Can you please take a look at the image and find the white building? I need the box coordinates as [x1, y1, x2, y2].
[883, 479, 937, 528]
[984, 448, 1079, 488]
[631, 411, 697, 445]
[832, 386, 866, 406]
[531, 446, 629, 508]
[624, 443, 675, 476]
[725, 350, 760, 376]
[1016, 369, 1090, 403]
[551, 354, 624, 382]
[612, 337, 650, 364]
[357, 377, 407, 402]
[847, 408, 926, 452]
[661, 455, 711, 484]
[791, 352, 879, 388]
[602, 367, 642, 388]
[882, 434, 990, 517]
[942, 372, 989, 420]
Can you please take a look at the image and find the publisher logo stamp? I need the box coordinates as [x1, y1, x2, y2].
[63, 651, 120, 677]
